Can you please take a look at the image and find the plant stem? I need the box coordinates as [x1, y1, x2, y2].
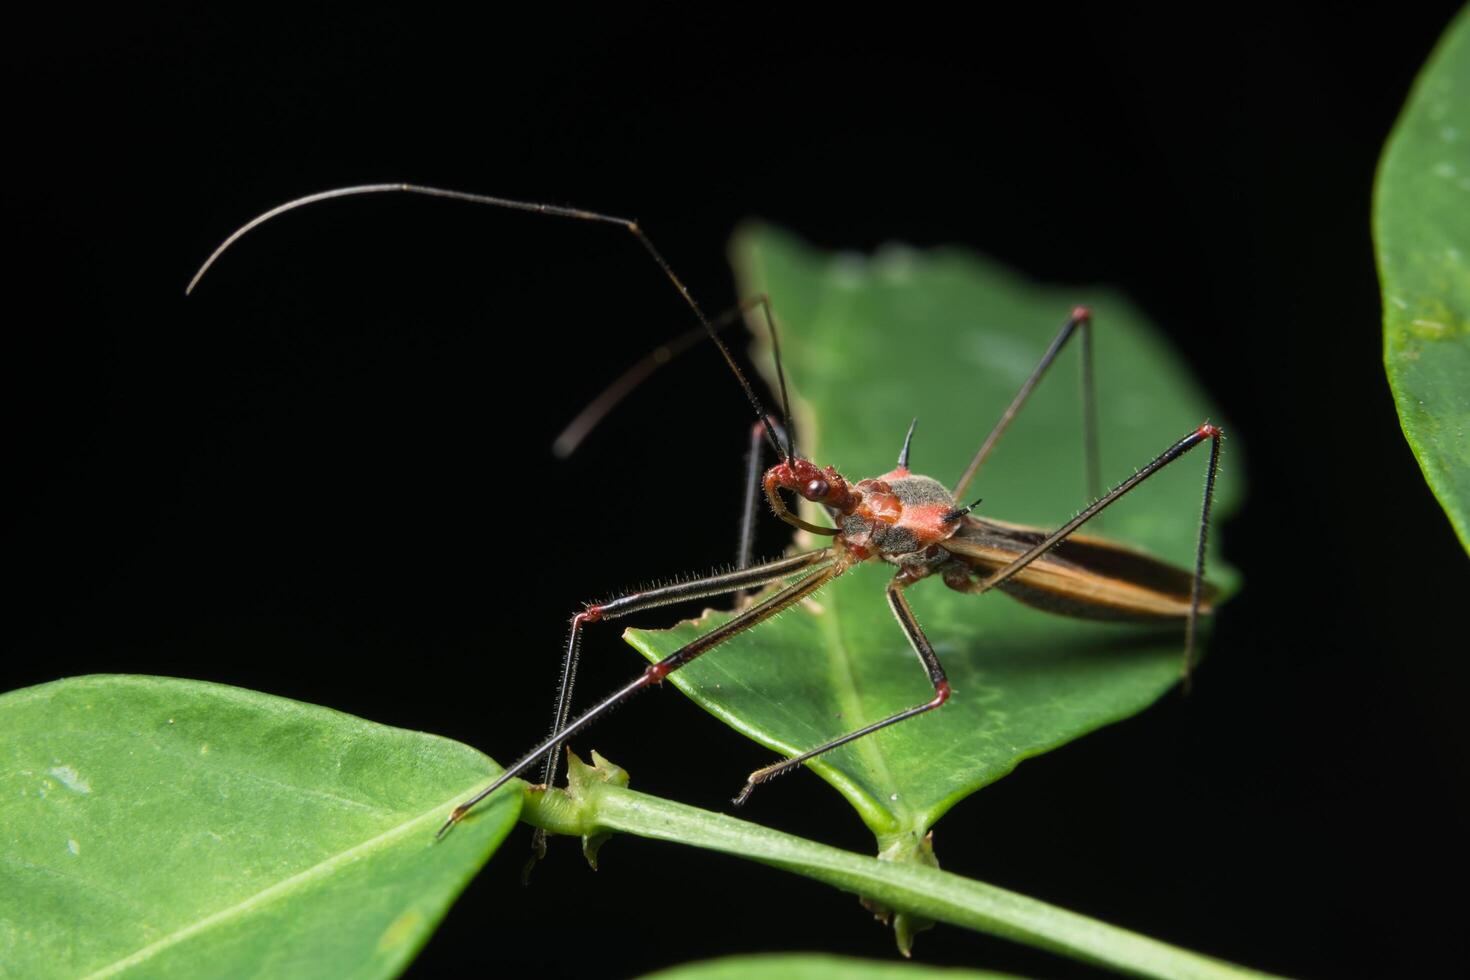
[521, 773, 1279, 980]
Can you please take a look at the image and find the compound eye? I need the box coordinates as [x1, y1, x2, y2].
[804, 478, 830, 500]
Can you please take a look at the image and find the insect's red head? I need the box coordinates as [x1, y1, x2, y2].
[766, 458, 857, 513]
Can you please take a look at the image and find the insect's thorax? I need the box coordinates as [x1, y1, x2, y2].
[838, 468, 959, 565]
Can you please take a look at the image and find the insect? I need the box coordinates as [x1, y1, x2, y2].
[188, 184, 1223, 841]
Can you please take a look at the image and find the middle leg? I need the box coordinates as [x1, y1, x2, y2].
[733, 573, 951, 805]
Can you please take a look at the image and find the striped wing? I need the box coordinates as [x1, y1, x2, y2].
[940, 516, 1216, 621]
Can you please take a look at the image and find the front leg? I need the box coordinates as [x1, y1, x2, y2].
[440, 555, 844, 838]
[734, 574, 951, 805]
[536, 549, 835, 795]
[523, 549, 834, 865]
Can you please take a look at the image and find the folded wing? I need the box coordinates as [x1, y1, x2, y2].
[941, 516, 1217, 622]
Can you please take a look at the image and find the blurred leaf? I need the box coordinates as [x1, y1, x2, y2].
[627, 227, 1240, 847]
[1376, 4, 1470, 555]
[643, 953, 1016, 979]
[0, 675, 516, 979]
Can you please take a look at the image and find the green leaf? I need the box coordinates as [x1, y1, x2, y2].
[1376, 5, 1470, 555]
[0, 675, 517, 979]
[643, 952, 1016, 979]
[627, 227, 1240, 846]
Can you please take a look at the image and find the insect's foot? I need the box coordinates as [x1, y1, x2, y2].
[435, 804, 468, 841]
[732, 779, 759, 807]
[734, 762, 782, 806]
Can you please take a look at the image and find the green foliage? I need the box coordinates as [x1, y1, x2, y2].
[1377, 5, 1470, 554]
[627, 227, 1239, 848]
[0, 675, 516, 979]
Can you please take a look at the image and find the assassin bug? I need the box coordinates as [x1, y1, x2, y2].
[188, 184, 1223, 840]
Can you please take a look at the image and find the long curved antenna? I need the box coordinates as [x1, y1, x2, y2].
[749, 297, 797, 461]
[551, 319, 715, 459]
[551, 294, 793, 460]
[187, 183, 787, 457]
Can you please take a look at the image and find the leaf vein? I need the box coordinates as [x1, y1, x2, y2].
[80, 782, 484, 979]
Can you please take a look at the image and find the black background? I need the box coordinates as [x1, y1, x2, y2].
[6, 5, 1470, 977]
